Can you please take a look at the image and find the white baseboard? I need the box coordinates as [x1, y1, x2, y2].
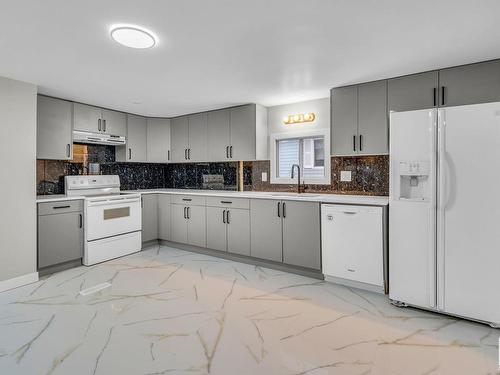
[0, 272, 39, 293]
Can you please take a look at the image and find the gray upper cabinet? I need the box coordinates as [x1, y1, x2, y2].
[439, 60, 500, 107]
[207, 109, 231, 161]
[230, 105, 256, 160]
[117, 114, 147, 162]
[226, 208, 250, 256]
[73, 103, 102, 133]
[37, 96, 73, 160]
[188, 113, 208, 162]
[250, 199, 283, 262]
[158, 194, 171, 241]
[282, 201, 320, 270]
[206, 206, 227, 252]
[147, 118, 171, 163]
[101, 109, 126, 136]
[141, 194, 158, 243]
[331, 86, 357, 156]
[388, 71, 438, 112]
[357, 80, 388, 155]
[170, 116, 189, 162]
[331, 81, 388, 155]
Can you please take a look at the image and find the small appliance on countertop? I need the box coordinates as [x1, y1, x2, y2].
[65, 175, 142, 266]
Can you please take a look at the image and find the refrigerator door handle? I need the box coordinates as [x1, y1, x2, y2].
[437, 109, 446, 311]
[428, 109, 438, 309]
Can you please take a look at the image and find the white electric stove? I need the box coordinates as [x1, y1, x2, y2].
[65, 175, 142, 265]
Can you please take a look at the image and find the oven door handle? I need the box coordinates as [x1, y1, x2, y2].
[87, 198, 141, 207]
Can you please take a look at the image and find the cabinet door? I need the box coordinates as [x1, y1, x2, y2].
[187, 205, 206, 248]
[101, 109, 126, 136]
[141, 194, 158, 242]
[171, 205, 188, 243]
[230, 105, 255, 160]
[126, 114, 148, 162]
[227, 209, 250, 256]
[170, 116, 189, 162]
[250, 199, 283, 262]
[188, 113, 208, 162]
[206, 206, 227, 252]
[158, 194, 171, 240]
[282, 201, 320, 270]
[38, 212, 83, 268]
[439, 60, 500, 107]
[357, 80, 388, 155]
[73, 103, 101, 132]
[147, 118, 171, 163]
[331, 86, 358, 156]
[388, 71, 438, 112]
[207, 109, 231, 161]
[37, 96, 73, 160]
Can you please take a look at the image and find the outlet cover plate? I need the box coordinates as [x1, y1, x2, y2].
[340, 171, 352, 182]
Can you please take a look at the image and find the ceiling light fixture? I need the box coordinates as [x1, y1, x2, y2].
[110, 25, 157, 49]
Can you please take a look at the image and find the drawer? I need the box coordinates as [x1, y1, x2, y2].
[38, 200, 83, 216]
[171, 195, 206, 206]
[206, 196, 250, 209]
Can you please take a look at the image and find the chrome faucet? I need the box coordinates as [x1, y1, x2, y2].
[291, 164, 304, 194]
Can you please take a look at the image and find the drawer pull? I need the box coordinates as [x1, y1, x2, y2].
[220, 201, 232, 204]
[347, 269, 356, 272]
[343, 211, 357, 215]
[182, 198, 192, 201]
[53, 205, 71, 209]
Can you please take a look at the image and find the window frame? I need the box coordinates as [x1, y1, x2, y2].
[270, 128, 331, 185]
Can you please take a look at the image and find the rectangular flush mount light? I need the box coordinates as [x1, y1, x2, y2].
[283, 113, 316, 125]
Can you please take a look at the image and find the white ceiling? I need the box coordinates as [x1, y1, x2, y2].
[1, 0, 500, 117]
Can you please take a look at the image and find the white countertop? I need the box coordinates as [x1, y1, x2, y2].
[36, 194, 85, 203]
[122, 189, 389, 206]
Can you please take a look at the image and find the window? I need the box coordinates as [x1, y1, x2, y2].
[271, 129, 330, 185]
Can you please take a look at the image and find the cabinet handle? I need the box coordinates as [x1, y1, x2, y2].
[220, 201, 232, 204]
[226, 146, 229, 158]
[182, 198, 192, 201]
[187, 206, 190, 219]
[441, 86, 446, 106]
[53, 205, 70, 210]
[98, 119, 101, 131]
[353, 135, 356, 152]
[168, 150, 170, 161]
[183, 207, 187, 219]
[222, 209, 226, 224]
[230, 146, 233, 158]
[188, 148, 191, 160]
[359, 134, 363, 151]
[343, 211, 357, 215]
[184, 149, 187, 160]
[79, 214, 83, 228]
[282, 202, 286, 218]
[66, 144, 71, 158]
[226, 210, 230, 224]
[129, 148, 132, 160]
[103, 119, 106, 132]
[433, 87, 437, 107]
[277, 202, 281, 217]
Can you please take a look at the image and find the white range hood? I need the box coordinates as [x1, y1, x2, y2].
[73, 130, 126, 146]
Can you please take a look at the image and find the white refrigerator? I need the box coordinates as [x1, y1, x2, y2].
[389, 102, 500, 327]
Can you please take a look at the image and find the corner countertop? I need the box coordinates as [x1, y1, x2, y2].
[122, 189, 389, 206]
[36, 194, 85, 203]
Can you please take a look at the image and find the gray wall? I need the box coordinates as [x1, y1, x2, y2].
[0, 76, 37, 282]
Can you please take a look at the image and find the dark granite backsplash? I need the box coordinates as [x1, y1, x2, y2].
[37, 144, 388, 196]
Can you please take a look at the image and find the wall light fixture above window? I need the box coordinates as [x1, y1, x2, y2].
[283, 113, 316, 125]
[110, 25, 158, 49]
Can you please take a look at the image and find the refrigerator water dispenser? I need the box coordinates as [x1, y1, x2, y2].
[398, 161, 430, 201]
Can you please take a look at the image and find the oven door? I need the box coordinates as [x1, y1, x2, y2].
[86, 195, 141, 241]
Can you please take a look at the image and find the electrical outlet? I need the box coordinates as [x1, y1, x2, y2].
[261, 172, 268, 182]
[340, 171, 352, 182]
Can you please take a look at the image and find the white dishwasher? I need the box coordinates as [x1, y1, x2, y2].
[321, 204, 385, 292]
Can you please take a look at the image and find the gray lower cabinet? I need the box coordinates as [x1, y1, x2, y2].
[37, 95, 73, 160]
[207, 207, 227, 252]
[250, 199, 283, 262]
[186, 205, 206, 247]
[171, 204, 188, 243]
[388, 71, 439, 112]
[282, 201, 321, 270]
[141, 194, 158, 243]
[158, 194, 171, 240]
[170, 116, 189, 162]
[207, 109, 231, 161]
[331, 85, 358, 156]
[37, 201, 83, 270]
[357, 80, 388, 155]
[226, 208, 250, 256]
[439, 60, 500, 107]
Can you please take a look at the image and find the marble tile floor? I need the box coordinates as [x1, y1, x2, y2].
[0, 245, 498, 375]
